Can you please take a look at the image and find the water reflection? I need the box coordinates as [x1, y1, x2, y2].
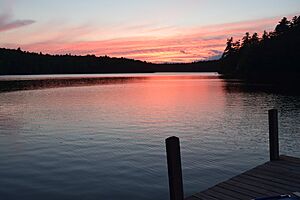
[0, 73, 299, 200]
[0, 77, 145, 92]
[0, 73, 220, 93]
[223, 80, 300, 95]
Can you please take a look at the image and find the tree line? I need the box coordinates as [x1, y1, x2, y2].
[0, 48, 153, 75]
[219, 15, 300, 82]
[2, 15, 298, 78]
[0, 48, 218, 75]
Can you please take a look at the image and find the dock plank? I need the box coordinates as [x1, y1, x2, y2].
[224, 179, 277, 196]
[186, 155, 300, 200]
[239, 174, 297, 193]
[232, 174, 292, 194]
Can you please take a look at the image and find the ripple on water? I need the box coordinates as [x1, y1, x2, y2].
[0, 74, 299, 200]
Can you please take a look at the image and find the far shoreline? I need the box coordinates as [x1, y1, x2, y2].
[0, 72, 220, 93]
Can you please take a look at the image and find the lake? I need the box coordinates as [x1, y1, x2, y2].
[0, 73, 299, 200]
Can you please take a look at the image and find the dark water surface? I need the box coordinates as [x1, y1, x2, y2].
[0, 73, 299, 200]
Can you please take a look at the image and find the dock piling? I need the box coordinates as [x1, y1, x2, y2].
[166, 136, 184, 200]
[268, 109, 279, 161]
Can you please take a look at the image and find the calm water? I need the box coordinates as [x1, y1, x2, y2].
[0, 73, 299, 200]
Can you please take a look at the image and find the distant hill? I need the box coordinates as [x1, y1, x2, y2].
[218, 15, 300, 83]
[0, 48, 219, 75]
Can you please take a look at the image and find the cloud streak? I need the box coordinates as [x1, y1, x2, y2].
[0, 1, 35, 32]
[0, 16, 35, 32]
[0, 16, 282, 63]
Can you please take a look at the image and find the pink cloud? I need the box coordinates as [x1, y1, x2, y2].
[0, 0, 35, 32]
[1, 16, 283, 63]
[0, 18, 35, 32]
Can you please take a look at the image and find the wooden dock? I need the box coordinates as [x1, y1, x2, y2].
[186, 155, 300, 200]
[165, 109, 300, 200]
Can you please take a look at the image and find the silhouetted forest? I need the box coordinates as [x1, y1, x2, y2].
[0, 48, 218, 75]
[2, 15, 299, 79]
[219, 15, 300, 83]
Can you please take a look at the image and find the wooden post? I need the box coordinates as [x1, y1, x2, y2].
[166, 136, 184, 200]
[269, 109, 279, 161]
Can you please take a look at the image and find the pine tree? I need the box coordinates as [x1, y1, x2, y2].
[250, 33, 259, 45]
[242, 32, 251, 47]
[275, 17, 290, 34]
[262, 30, 269, 40]
[222, 37, 234, 58]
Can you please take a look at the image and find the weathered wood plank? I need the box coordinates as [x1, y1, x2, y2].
[239, 173, 297, 193]
[272, 161, 300, 170]
[264, 162, 300, 175]
[185, 156, 300, 200]
[191, 193, 219, 200]
[231, 174, 292, 194]
[193, 191, 222, 200]
[258, 162, 300, 175]
[211, 183, 253, 199]
[252, 166, 300, 184]
[244, 170, 300, 189]
[225, 179, 278, 196]
[280, 155, 300, 164]
[202, 188, 239, 200]
[217, 182, 263, 198]
[185, 196, 201, 200]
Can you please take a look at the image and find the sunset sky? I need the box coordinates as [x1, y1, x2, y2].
[1, 0, 300, 63]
